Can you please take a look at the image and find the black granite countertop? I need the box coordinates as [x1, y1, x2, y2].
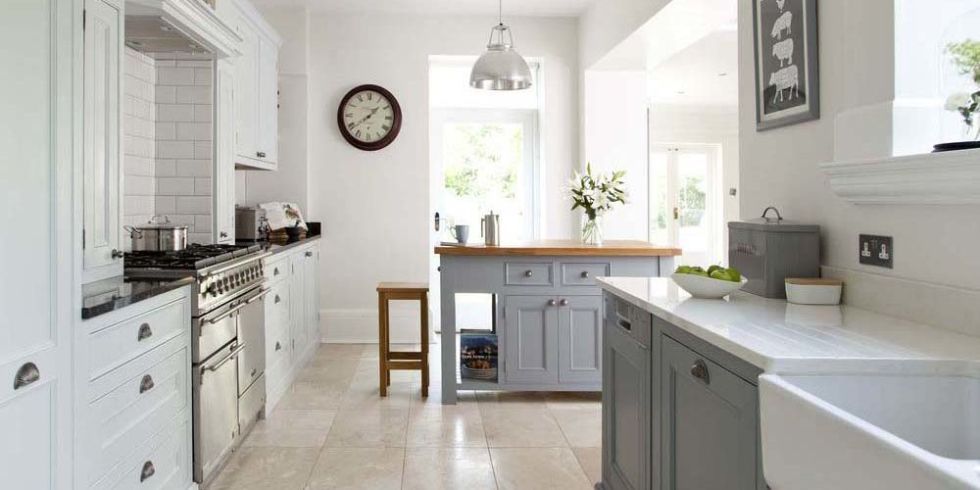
[237, 234, 321, 256]
[81, 275, 195, 320]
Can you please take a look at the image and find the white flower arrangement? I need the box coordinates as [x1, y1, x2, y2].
[568, 163, 628, 221]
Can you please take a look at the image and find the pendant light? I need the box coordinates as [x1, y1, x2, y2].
[470, 0, 532, 90]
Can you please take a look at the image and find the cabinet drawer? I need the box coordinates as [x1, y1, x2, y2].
[560, 262, 610, 286]
[264, 254, 290, 284]
[505, 262, 553, 286]
[608, 296, 651, 348]
[88, 298, 188, 380]
[86, 337, 190, 484]
[265, 279, 290, 329]
[99, 416, 191, 490]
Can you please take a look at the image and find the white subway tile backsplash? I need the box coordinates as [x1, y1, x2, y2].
[156, 121, 176, 140]
[127, 175, 156, 196]
[176, 86, 211, 104]
[124, 48, 156, 222]
[195, 178, 212, 196]
[176, 122, 212, 141]
[155, 85, 176, 104]
[176, 159, 211, 177]
[125, 155, 154, 177]
[176, 59, 213, 68]
[194, 215, 213, 233]
[155, 196, 176, 215]
[188, 233, 213, 245]
[157, 104, 195, 122]
[125, 195, 154, 216]
[156, 177, 196, 196]
[157, 67, 196, 85]
[194, 141, 212, 159]
[155, 159, 176, 177]
[195, 68, 212, 86]
[157, 140, 195, 159]
[176, 196, 211, 215]
[194, 104, 213, 122]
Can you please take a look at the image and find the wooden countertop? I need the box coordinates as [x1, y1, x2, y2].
[434, 240, 681, 257]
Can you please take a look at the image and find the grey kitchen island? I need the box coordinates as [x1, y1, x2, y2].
[435, 240, 681, 404]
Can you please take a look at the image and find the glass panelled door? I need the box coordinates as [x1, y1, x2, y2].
[649, 145, 721, 267]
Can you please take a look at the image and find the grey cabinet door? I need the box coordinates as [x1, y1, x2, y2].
[660, 336, 759, 490]
[558, 296, 602, 384]
[602, 311, 650, 490]
[504, 296, 559, 384]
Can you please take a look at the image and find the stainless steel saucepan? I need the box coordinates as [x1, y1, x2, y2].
[124, 215, 188, 251]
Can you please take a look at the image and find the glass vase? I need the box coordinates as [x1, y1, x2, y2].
[581, 214, 603, 246]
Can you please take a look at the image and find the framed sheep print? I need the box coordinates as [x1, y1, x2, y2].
[753, 0, 820, 130]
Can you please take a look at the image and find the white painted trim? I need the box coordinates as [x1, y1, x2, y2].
[320, 307, 436, 345]
[819, 148, 980, 205]
[134, 0, 243, 57]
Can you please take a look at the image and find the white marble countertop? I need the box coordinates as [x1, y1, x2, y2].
[598, 277, 980, 376]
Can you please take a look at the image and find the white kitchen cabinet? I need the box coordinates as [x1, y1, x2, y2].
[263, 240, 321, 411]
[82, 0, 124, 281]
[214, 59, 236, 244]
[0, 0, 75, 487]
[231, 0, 281, 170]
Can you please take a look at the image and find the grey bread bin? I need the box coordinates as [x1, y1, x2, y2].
[729, 207, 820, 298]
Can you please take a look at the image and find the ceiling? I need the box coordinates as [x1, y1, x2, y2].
[251, 0, 595, 17]
[647, 28, 738, 106]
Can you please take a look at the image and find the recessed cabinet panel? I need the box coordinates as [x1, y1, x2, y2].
[504, 296, 559, 384]
[214, 59, 235, 243]
[232, 0, 279, 169]
[602, 312, 651, 490]
[661, 336, 759, 490]
[558, 296, 602, 384]
[82, 0, 122, 276]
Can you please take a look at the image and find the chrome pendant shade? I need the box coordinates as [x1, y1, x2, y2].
[470, 1, 532, 90]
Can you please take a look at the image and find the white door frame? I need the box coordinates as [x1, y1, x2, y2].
[649, 143, 723, 266]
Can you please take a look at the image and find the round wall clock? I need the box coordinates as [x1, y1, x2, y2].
[337, 84, 402, 151]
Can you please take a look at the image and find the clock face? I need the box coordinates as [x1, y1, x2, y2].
[337, 85, 402, 151]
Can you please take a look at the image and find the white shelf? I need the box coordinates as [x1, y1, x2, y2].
[819, 148, 980, 205]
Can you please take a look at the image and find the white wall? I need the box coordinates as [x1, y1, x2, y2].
[583, 70, 649, 241]
[123, 49, 157, 234]
[649, 103, 739, 262]
[578, 0, 671, 70]
[737, 0, 980, 337]
[253, 11, 580, 342]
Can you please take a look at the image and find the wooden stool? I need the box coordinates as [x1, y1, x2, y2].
[376, 282, 429, 397]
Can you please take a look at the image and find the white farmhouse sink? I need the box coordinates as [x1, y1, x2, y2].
[760, 372, 980, 490]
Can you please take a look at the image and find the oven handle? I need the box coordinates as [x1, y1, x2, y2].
[207, 303, 248, 325]
[244, 288, 271, 305]
[204, 343, 246, 373]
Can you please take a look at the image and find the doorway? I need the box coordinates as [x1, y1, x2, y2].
[649, 144, 723, 267]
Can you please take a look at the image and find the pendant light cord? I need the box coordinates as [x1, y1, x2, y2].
[498, 0, 503, 26]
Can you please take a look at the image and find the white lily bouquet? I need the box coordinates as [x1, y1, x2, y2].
[569, 163, 627, 245]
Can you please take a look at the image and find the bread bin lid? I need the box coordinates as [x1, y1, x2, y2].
[728, 207, 819, 233]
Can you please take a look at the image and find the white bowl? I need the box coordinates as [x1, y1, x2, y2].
[671, 273, 748, 299]
[785, 278, 842, 305]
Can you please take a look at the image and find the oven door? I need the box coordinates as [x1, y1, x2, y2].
[193, 341, 244, 484]
[236, 286, 269, 395]
[194, 300, 240, 365]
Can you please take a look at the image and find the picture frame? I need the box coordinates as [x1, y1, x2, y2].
[753, 0, 820, 131]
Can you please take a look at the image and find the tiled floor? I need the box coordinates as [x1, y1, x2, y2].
[211, 343, 601, 489]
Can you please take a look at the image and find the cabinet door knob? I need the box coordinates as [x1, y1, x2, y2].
[13, 362, 40, 390]
[580, 271, 590, 278]
[111, 249, 125, 259]
[139, 374, 155, 394]
[137, 323, 153, 342]
[275, 341, 282, 351]
[547, 299, 557, 307]
[274, 267, 280, 276]
[220, 231, 228, 238]
[559, 298, 568, 306]
[305, 251, 313, 257]
[274, 294, 281, 304]
[524, 270, 533, 278]
[256, 151, 267, 158]
[140, 461, 156, 482]
[690, 359, 710, 384]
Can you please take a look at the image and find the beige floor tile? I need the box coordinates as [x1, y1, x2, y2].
[276, 381, 347, 410]
[545, 391, 602, 411]
[341, 380, 416, 411]
[402, 448, 496, 490]
[406, 406, 487, 447]
[314, 343, 368, 360]
[477, 390, 550, 411]
[491, 447, 593, 490]
[243, 409, 336, 448]
[551, 407, 602, 447]
[481, 407, 569, 447]
[296, 359, 360, 386]
[573, 447, 602, 485]
[324, 407, 410, 447]
[306, 447, 405, 490]
[208, 447, 319, 490]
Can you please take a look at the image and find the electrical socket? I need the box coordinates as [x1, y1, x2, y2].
[859, 234, 893, 268]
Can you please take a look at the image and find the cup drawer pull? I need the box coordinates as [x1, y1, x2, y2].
[690, 359, 710, 384]
[139, 374, 155, 394]
[140, 461, 155, 482]
[137, 323, 153, 342]
[13, 362, 40, 390]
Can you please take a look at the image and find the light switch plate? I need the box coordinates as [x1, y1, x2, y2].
[859, 234, 893, 268]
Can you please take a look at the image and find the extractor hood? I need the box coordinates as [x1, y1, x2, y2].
[125, 0, 240, 57]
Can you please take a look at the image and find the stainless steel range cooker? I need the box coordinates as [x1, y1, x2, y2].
[125, 243, 270, 485]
